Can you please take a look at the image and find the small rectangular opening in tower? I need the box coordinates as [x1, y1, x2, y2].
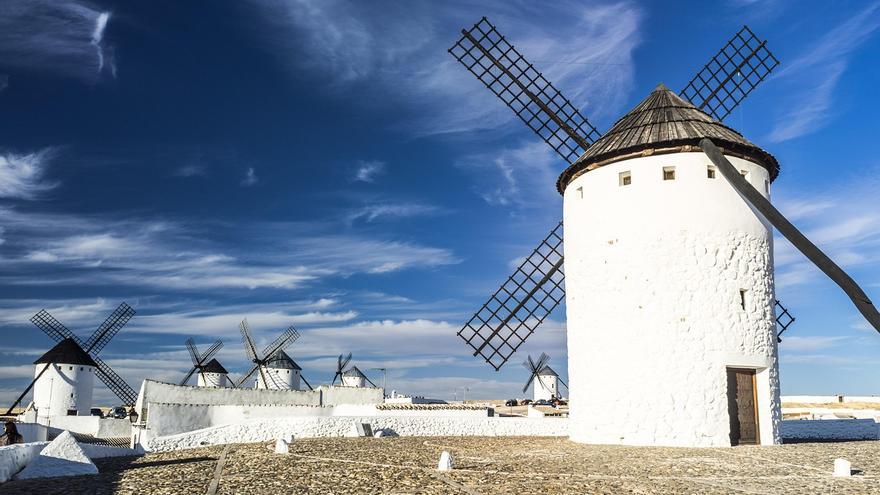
[764, 179, 769, 194]
[739, 289, 748, 310]
[619, 171, 631, 186]
[740, 169, 749, 179]
[707, 166, 716, 179]
[576, 186, 583, 199]
[663, 166, 675, 180]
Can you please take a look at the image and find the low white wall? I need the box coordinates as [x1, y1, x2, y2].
[0, 442, 45, 483]
[143, 403, 491, 439]
[780, 419, 879, 441]
[780, 395, 880, 404]
[38, 416, 131, 439]
[145, 416, 569, 451]
[15, 423, 48, 443]
[320, 386, 384, 406]
[0, 441, 138, 482]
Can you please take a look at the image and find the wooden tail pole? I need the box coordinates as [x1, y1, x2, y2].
[699, 138, 880, 333]
[5, 363, 51, 416]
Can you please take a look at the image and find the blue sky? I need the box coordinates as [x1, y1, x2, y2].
[1, 0, 879, 406]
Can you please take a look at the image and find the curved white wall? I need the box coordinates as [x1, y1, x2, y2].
[562, 152, 781, 447]
[342, 376, 366, 388]
[32, 362, 95, 418]
[197, 372, 227, 388]
[256, 367, 300, 390]
[533, 376, 558, 402]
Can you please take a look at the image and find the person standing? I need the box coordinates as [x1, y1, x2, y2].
[0, 421, 23, 446]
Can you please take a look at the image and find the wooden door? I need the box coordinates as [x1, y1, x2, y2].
[726, 368, 759, 445]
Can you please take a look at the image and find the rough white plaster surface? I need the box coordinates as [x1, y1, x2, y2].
[144, 416, 569, 451]
[563, 153, 781, 447]
[41, 416, 130, 438]
[14, 431, 97, 480]
[0, 442, 45, 483]
[33, 362, 95, 418]
[780, 419, 878, 441]
[0, 438, 138, 482]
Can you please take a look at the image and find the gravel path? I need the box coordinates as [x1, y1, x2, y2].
[3, 437, 880, 494]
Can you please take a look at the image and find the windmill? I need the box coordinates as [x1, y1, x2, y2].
[522, 353, 566, 402]
[237, 319, 311, 390]
[331, 353, 378, 388]
[331, 352, 352, 385]
[448, 18, 879, 447]
[179, 338, 230, 388]
[5, 302, 138, 416]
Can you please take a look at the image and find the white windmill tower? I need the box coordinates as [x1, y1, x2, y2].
[5, 303, 139, 420]
[523, 354, 566, 402]
[449, 19, 879, 448]
[237, 320, 313, 391]
[332, 354, 378, 388]
[179, 339, 230, 388]
[31, 339, 96, 419]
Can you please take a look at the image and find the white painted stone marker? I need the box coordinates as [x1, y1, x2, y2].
[274, 438, 289, 454]
[437, 451, 454, 471]
[15, 431, 98, 480]
[833, 458, 852, 477]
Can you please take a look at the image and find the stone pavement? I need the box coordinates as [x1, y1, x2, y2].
[3, 437, 880, 494]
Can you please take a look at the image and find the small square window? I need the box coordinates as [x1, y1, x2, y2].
[663, 166, 675, 181]
[619, 171, 631, 186]
[576, 186, 583, 199]
[707, 166, 716, 179]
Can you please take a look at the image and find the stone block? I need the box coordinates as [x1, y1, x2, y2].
[437, 451, 453, 471]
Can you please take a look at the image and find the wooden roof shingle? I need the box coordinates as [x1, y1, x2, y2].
[556, 84, 779, 193]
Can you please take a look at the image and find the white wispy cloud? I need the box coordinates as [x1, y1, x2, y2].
[768, 2, 880, 142]
[773, 173, 880, 290]
[779, 335, 849, 352]
[352, 160, 385, 183]
[173, 164, 207, 178]
[0, 149, 58, 200]
[455, 140, 558, 207]
[346, 202, 443, 223]
[248, 0, 643, 135]
[241, 167, 258, 186]
[0, 0, 115, 82]
[0, 208, 459, 290]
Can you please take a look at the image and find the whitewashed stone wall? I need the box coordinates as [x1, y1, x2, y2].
[563, 152, 781, 447]
[145, 416, 569, 452]
[143, 403, 491, 438]
[0, 441, 138, 482]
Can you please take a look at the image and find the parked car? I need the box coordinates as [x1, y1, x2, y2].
[89, 408, 103, 417]
[109, 406, 128, 419]
[504, 399, 518, 407]
[518, 399, 532, 406]
[533, 399, 552, 407]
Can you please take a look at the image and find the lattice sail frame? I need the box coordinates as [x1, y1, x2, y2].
[449, 17, 601, 163]
[774, 299, 796, 343]
[680, 26, 780, 122]
[458, 223, 565, 371]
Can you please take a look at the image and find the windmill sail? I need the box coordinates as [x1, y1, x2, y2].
[458, 223, 565, 371]
[680, 26, 780, 122]
[700, 139, 880, 332]
[84, 302, 135, 354]
[449, 17, 601, 163]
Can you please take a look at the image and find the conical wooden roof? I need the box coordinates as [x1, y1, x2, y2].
[200, 358, 228, 374]
[557, 84, 779, 193]
[34, 338, 97, 367]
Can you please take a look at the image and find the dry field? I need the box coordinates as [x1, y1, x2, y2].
[3, 436, 880, 494]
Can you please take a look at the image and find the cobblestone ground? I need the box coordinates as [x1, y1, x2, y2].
[3, 437, 880, 494]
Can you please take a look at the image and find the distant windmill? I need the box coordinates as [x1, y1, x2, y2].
[331, 352, 352, 385]
[237, 319, 309, 390]
[179, 338, 230, 388]
[449, 17, 879, 447]
[331, 353, 377, 388]
[522, 353, 566, 402]
[5, 303, 138, 416]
